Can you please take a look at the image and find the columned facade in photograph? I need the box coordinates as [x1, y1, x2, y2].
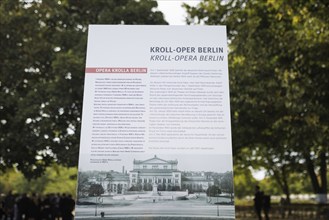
[88, 155, 217, 194]
[182, 172, 215, 191]
[106, 172, 129, 194]
[90, 171, 130, 195]
[129, 155, 181, 190]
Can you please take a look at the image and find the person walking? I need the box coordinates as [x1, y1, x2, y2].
[263, 194, 271, 220]
[3, 191, 15, 220]
[60, 194, 75, 220]
[254, 185, 264, 220]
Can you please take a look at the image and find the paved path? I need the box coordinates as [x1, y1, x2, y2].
[75, 197, 235, 219]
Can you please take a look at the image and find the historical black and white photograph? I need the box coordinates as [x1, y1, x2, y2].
[75, 154, 235, 219]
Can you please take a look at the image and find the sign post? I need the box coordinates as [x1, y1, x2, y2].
[75, 25, 235, 219]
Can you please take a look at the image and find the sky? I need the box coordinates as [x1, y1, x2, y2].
[157, 0, 201, 25]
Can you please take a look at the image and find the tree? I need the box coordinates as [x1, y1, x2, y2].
[233, 165, 257, 198]
[88, 184, 104, 197]
[206, 185, 221, 197]
[0, 165, 77, 195]
[136, 183, 143, 191]
[172, 186, 181, 191]
[185, 0, 329, 203]
[0, 0, 167, 179]
[221, 171, 234, 195]
[77, 171, 90, 198]
[220, 171, 234, 202]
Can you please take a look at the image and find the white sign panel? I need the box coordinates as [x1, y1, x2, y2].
[76, 25, 235, 219]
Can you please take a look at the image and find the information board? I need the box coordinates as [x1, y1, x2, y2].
[76, 25, 235, 219]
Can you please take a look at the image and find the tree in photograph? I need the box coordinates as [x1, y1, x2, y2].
[77, 171, 90, 198]
[136, 183, 143, 191]
[0, 0, 167, 179]
[128, 185, 135, 191]
[129, 184, 142, 191]
[221, 171, 234, 202]
[88, 184, 104, 197]
[206, 185, 221, 197]
[221, 172, 234, 193]
[213, 178, 220, 187]
[172, 186, 181, 191]
[157, 184, 164, 191]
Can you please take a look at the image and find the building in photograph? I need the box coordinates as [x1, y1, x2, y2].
[87, 155, 219, 194]
[129, 155, 182, 190]
[182, 171, 215, 192]
[106, 171, 130, 194]
[89, 170, 129, 195]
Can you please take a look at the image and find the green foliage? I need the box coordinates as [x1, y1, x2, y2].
[185, 0, 329, 200]
[0, 0, 167, 179]
[233, 166, 257, 198]
[259, 177, 282, 196]
[287, 173, 313, 195]
[0, 165, 77, 196]
[235, 168, 315, 198]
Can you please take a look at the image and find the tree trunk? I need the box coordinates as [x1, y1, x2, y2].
[271, 166, 291, 204]
[305, 153, 320, 192]
[282, 167, 291, 205]
[304, 152, 328, 204]
[319, 151, 327, 193]
[318, 151, 327, 203]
